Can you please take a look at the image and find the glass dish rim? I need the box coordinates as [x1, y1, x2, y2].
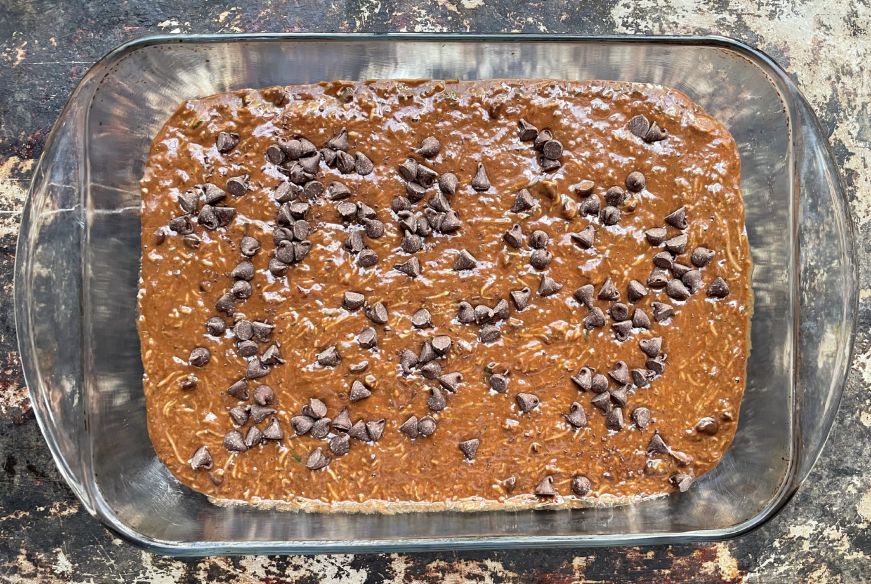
[15, 31, 858, 555]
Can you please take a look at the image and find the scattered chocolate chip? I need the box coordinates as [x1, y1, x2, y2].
[334, 150, 356, 174]
[606, 407, 625, 431]
[409, 308, 432, 329]
[357, 248, 378, 268]
[471, 163, 491, 191]
[541, 139, 563, 160]
[236, 340, 258, 358]
[579, 195, 601, 217]
[503, 224, 524, 248]
[189, 347, 210, 367]
[632, 308, 651, 329]
[453, 249, 478, 271]
[665, 233, 688, 255]
[571, 475, 592, 496]
[651, 302, 675, 322]
[600, 205, 620, 225]
[529, 249, 552, 270]
[205, 317, 227, 337]
[534, 475, 556, 497]
[224, 430, 247, 452]
[570, 226, 596, 249]
[591, 392, 612, 413]
[420, 361, 442, 379]
[612, 320, 633, 341]
[518, 119, 538, 141]
[489, 373, 509, 393]
[625, 280, 647, 303]
[300, 398, 327, 420]
[438, 372, 463, 393]
[292, 415, 315, 435]
[229, 405, 249, 426]
[243, 425, 264, 448]
[261, 344, 284, 366]
[267, 143, 287, 164]
[707, 277, 731, 298]
[416, 136, 441, 158]
[645, 123, 668, 142]
[682, 269, 703, 294]
[347, 420, 368, 442]
[215, 292, 236, 315]
[565, 402, 588, 428]
[584, 307, 606, 329]
[639, 337, 663, 359]
[492, 299, 510, 321]
[573, 285, 594, 308]
[691, 247, 715, 268]
[609, 361, 631, 385]
[401, 232, 424, 254]
[670, 473, 694, 492]
[317, 346, 341, 367]
[538, 274, 563, 297]
[190, 446, 213, 470]
[610, 385, 630, 407]
[457, 301, 476, 324]
[438, 172, 459, 197]
[415, 164, 437, 188]
[695, 417, 720, 435]
[533, 128, 553, 151]
[366, 419, 386, 441]
[343, 291, 366, 311]
[399, 415, 419, 438]
[363, 302, 388, 325]
[355, 326, 377, 349]
[418, 416, 437, 437]
[227, 379, 249, 400]
[653, 251, 675, 270]
[431, 336, 452, 356]
[232, 279, 252, 300]
[645, 227, 667, 246]
[251, 321, 275, 342]
[216, 131, 240, 153]
[510, 189, 535, 213]
[459, 438, 480, 461]
[647, 433, 671, 455]
[628, 115, 651, 139]
[610, 303, 630, 322]
[510, 287, 532, 311]
[632, 407, 652, 429]
[604, 186, 626, 207]
[182, 234, 201, 249]
[479, 324, 501, 343]
[395, 256, 421, 278]
[597, 278, 620, 301]
[647, 268, 670, 289]
[646, 357, 666, 375]
[591, 374, 609, 394]
[674, 261, 693, 279]
[250, 404, 276, 424]
[666, 279, 691, 301]
[398, 158, 419, 183]
[516, 392, 540, 413]
[474, 305, 494, 324]
[328, 408, 351, 433]
[571, 367, 593, 391]
[180, 375, 198, 391]
[306, 448, 330, 470]
[625, 171, 646, 193]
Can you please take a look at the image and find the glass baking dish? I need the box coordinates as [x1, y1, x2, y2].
[15, 34, 857, 555]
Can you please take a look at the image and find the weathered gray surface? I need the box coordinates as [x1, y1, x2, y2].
[0, 1, 868, 582]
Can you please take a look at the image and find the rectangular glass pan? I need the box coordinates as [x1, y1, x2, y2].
[15, 34, 857, 555]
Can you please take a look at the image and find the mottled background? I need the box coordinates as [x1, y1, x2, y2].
[1, 1, 869, 582]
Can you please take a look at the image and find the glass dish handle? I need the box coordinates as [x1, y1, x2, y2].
[15, 95, 95, 513]
[793, 88, 858, 485]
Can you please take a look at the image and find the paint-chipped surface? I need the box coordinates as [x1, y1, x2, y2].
[0, 1, 869, 582]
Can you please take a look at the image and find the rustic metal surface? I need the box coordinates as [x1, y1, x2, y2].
[1, 1, 869, 582]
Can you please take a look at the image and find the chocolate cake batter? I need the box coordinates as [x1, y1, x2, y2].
[138, 79, 751, 512]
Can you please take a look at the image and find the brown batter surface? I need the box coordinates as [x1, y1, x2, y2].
[138, 79, 751, 512]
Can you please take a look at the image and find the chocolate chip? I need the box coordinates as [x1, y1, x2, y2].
[666, 279, 691, 301]
[610, 385, 630, 407]
[682, 269, 703, 293]
[313, 418, 335, 439]
[301, 398, 327, 420]
[670, 260, 690, 277]
[317, 346, 341, 367]
[571, 367, 593, 391]
[458, 438, 480, 461]
[538, 274, 563, 297]
[232, 280, 252, 300]
[489, 373, 509, 393]
[399, 415, 419, 438]
[591, 373, 609, 394]
[606, 407, 624, 431]
[503, 224, 523, 248]
[645, 123, 668, 143]
[343, 291, 365, 311]
[408, 309, 432, 330]
[540, 139, 562, 160]
[348, 420, 369, 441]
[492, 299, 510, 321]
[224, 176, 248, 199]
[416, 163, 438, 187]
[632, 407, 652, 429]
[607, 361, 630, 385]
[515, 392, 540, 413]
[670, 473, 694, 492]
[302, 180, 324, 200]
[637, 338, 662, 361]
[365, 301, 389, 325]
[182, 234, 201, 249]
[623, 281, 646, 304]
[663, 207, 688, 230]
[533, 128, 553, 151]
[645, 227, 667, 246]
[229, 405, 249, 426]
[216, 131, 240, 153]
[524, 230, 547, 250]
[471, 163, 490, 191]
[652, 251, 674, 271]
[518, 119, 538, 141]
[261, 344, 284, 366]
[274, 181, 301, 204]
[474, 305, 494, 325]
[189, 347, 210, 367]
[529, 249, 552, 270]
[632, 308, 651, 329]
[205, 317, 226, 337]
[591, 392, 612, 412]
[647, 433, 670, 455]
[294, 153, 319, 175]
[215, 292, 236, 315]
[347, 379, 372, 403]
[479, 324, 501, 343]
[568, 475, 591, 497]
[417, 416, 437, 437]
[510, 189, 535, 213]
[248, 385, 274, 407]
[625, 171, 645, 193]
[453, 250, 478, 271]
[612, 320, 632, 341]
[610, 303, 630, 321]
[306, 448, 330, 470]
[707, 277, 730, 298]
[395, 256, 421, 278]
[604, 186, 626, 207]
[195, 205, 217, 231]
[357, 327, 377, 349]
[570, 285, 593, 309]
[420, 361, 442, 379]
[292, 415, 314, 435]
[333, 150, 354, 174]
[570, 226, 596, 249]
[327, 433, 349, 456]
[415, 136, 441, 158]
[691, 247, 715, 268]
[252, 321, 275, 342]
[579, 195, 601, 217]
[223, 430, 247, 452]
[366, 419, 386, 441]
[397, 159, 420, 184]
[628, 115, 651, 139]
[267, 144, 287, 165]
[237, 340, 258, 358]
[438, 372, 463, 393]
[428, 193, 451, 215]
[432, 336, 452, 356]
[180, 375, 198, 391]
[356, 248, 378, 267]
[190, 446, 213, 471]
[647, 268, 670, 289]
[565, 402, 588, 428]
[457, 301, 476, 324]
[695, 417, 720, 436]
[343, 231, 365, 255]
[214, 206, 236, 227]
[510, 287, 532, 311]
[244, 425, 264, 448]
[597, 278, 620, 301]
[401, 233, 424, 254]
[584, 307, 606, 329]
[438, 172, 459, 196]
[600, 205, 620, 225]
[646, 356, 666, 375]
[651, 302, 674, 322]
[249, 404, 275, 424]
[232, 320, 252, 341]
[665, 233, 688, 255]
[227, 379, 249, 400]
[534, 475, 556, 497]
